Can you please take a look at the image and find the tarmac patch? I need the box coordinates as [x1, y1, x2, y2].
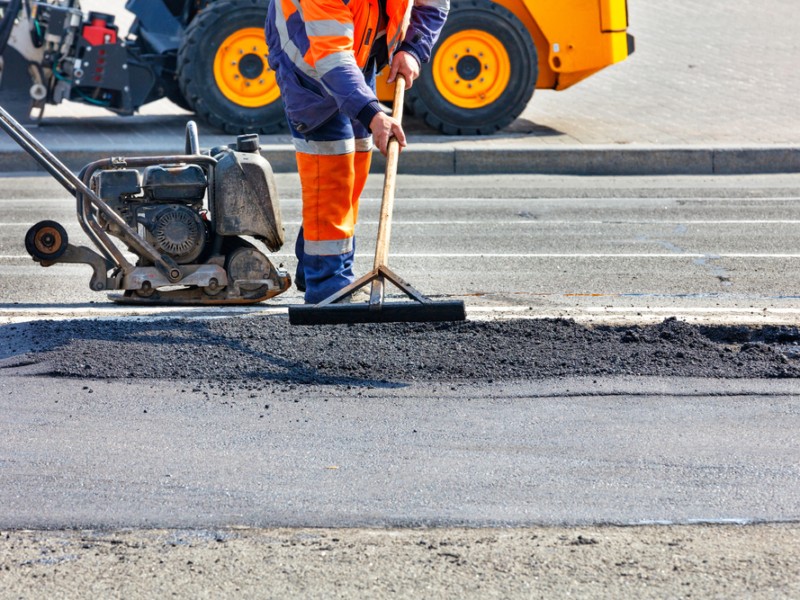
[2, 316, 800, 384]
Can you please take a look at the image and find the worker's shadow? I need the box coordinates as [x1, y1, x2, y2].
[0, 312, 406, 389]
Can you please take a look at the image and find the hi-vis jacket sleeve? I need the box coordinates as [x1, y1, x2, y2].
[399, 0, 449, 65]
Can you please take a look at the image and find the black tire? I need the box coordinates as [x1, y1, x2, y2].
[165, 83, 193, 112]
[406, 0, 537, 135]
[177, 0, 286, 134]
[25, 220, 68, 261]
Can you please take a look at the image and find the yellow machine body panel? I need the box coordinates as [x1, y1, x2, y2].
[377, 0, 632, 101]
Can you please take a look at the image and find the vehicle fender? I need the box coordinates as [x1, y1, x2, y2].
[511, 0, 630, 90]
[125, 0, 184, 53]
[493, 0, 631, 90]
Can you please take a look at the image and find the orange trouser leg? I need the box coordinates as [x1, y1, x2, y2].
[351, 149, 372, 224]
[296, 151, 356, 251]
[295, 151, 358, 302]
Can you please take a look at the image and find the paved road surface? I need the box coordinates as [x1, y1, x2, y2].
[1, 375, 799, 528]
[4, 173, 800, 324]
[1, 172, 800, 529]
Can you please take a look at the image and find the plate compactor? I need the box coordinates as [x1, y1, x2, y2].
[1, 103, 291, 305]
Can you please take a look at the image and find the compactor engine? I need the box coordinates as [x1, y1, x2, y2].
[0, 103, 292, 305]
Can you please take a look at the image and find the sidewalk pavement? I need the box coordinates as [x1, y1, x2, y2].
[1, 0, 798, 176]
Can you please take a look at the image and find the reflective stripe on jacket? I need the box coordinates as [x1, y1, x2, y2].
[266, 0, 448, 134]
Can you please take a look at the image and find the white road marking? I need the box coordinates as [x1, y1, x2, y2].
[0, 305, 289, 324]
[3, 304, 800, 326]
[467, 306, 800, 325]
[5, 253, 800, 261]
[383, 253, 800, 258]
[4, 196, 800, 206]
[0, 199, 71, 204]
[6, 220, 800, 226]
[358, 196, 800, 204]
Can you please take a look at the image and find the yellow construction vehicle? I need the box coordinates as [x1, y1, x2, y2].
[195, 0, 633, 136]
[377, 0, 634, 134]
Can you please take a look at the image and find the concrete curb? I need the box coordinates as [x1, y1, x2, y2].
[1, 145, 798, 176]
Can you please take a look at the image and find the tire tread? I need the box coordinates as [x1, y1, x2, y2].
[177, 0, 286, 135]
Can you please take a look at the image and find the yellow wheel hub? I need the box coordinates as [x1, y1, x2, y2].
[213, 27, 279, 108]
[432, 29, 510, 109]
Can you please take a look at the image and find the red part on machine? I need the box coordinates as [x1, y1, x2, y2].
[81, 15, 118, 46]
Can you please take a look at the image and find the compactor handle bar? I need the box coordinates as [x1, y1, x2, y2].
[0, 103, 185, 280]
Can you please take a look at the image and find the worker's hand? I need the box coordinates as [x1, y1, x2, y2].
[370, 111, 407, 156]
[387, 50, 421, 89]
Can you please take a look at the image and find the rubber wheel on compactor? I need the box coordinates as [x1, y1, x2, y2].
[177, 0, 285, 134]
[406, 0, 537, 135]
[25, 220, 68, 261]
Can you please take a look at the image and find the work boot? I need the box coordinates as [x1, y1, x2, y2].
[295, 229, 358, 304]
[300, 251, 356, 304]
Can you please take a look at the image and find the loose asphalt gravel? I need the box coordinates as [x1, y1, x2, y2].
[3, 316, 800, 384]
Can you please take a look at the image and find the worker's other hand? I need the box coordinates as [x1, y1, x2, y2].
[370, 111, 407, 156]
[387, 51, 420, 89]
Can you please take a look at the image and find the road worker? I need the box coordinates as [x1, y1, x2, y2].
[265, 0, 449, 303]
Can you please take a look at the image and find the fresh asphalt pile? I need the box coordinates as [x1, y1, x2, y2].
[2, 316, 800, 384]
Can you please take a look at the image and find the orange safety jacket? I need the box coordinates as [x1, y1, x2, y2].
[266, 0, 448, 134]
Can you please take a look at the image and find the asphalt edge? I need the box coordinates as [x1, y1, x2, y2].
[1, 146, 798, 176]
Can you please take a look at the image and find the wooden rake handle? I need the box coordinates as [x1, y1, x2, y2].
[373, 75, 406, 270]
